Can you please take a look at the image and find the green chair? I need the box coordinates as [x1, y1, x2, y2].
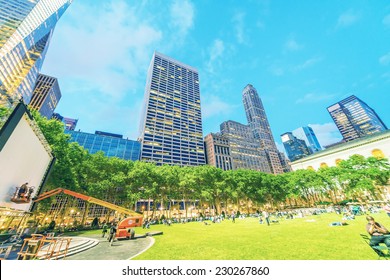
[360, 233, 389, 260]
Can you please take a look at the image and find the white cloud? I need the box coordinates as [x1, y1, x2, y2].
[205, 39, 225, 74]
[285, 38, 303, 52]
[336, 10, 360, 28]
[308, 123, 343, 147]
[43, 0, 162, 100]
[170, 0, 195, 39]
[201, 94, 238, 119]
[295, 57, 322, 71]
[232, 12, 247, 44]
[383, 14, 390, 28]
[379, 52, 390, 65]
[268, 64, 284, 76]
[296, 92, 335, 104]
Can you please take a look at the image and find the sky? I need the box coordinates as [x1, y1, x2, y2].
[42, 0, 390, 152]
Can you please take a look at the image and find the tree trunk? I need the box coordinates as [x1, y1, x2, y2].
[81, 202, 90, 226]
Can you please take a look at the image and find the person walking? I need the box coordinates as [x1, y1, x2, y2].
[108, 223, 117, 246]
[231, 211, 236, 223]
[101, 223, 108, 238]
[262, 210, 270, 226]
[383, 203, 390, 218]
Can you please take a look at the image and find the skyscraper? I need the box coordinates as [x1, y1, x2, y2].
[220, 120, 271, 173]
[242, 84, 283, 174]
[327, 95, 387, 142]
[292, 126, 322, 153]
[29, 73, 61, 118]
[204, 133, 233, 171]
[139, 52, 205, 166]
[0, 0, 72, 107]
[281, 132, 312, 162]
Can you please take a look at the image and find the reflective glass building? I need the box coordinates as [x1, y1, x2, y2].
[292, 126, 322, 153]
[327, 95, 387, 142]
[139, 52, 205, 166]
[242, 84, 283, 174]
[66, 130, 141, 161]
[0, 0, 72, 106]
[281, 132, 312, 162]
[29, 73, 61, 118]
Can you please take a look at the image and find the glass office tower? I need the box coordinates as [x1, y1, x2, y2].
[0, 0, 72, 107]
[29, 73, 61, 118]
[242, 84, 283, 174]
[66, 130, 141, 161]
[327, 95, 387, 142]
[292, 126, 322, 153]
[281, 132, 312, 162]
[139, 52, 205, 166]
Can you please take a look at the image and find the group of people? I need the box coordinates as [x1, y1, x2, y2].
[17, 182, 34, 199]
[101, 222, 117, 245]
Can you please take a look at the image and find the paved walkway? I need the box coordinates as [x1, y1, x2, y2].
[65, 234, 154, 260]
[4, 234, 155, 260]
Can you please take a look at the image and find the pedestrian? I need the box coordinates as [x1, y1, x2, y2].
[231, 211, 236, 223]
[101, 223, 108, 238]
[262, 210, 270, 226]
[108, 223, 117, 245]
[383, 203, 390, 218]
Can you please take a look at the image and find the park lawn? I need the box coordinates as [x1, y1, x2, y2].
[131, 212, 389, 260]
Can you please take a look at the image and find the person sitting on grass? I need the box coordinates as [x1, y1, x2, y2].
[366, 216, 390, 256]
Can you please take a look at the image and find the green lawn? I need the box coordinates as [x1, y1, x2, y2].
[70, 212, 390, 260]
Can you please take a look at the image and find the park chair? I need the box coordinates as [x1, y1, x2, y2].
[360, 233, 389, 260]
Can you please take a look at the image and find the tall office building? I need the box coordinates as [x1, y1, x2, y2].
[242, 84, 283, 174]
[220, 120, 271, 173]
[281, 132, 312, 162]
[204, 133, 233, 171]
[139, 52, 205, 166]
[66, 130, 141, 161]
[0, 0, 72, 107]
[51, 113, 78, 131]
[29, 73, 61, 118]
[292, 126, 322, 153]
[327, 95, 387, 142]
[63, 117, 78, 131]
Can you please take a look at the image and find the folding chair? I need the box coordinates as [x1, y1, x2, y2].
[360, 233, 389, 259]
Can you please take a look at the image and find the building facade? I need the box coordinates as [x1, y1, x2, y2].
[290, 130, 390, 171]
[292, 126, 322, 153]
[0, 0, 72, 107]
[242, 84, 283, 174]
[66, 130, 141, 161]
[281, 132, 312, 162]
[327, 95, 387, 142]
[63, 117, 78, 131]
[204, 133, 233, 171]
[29, 73, 61, 118]
[220, 120, 271, 173]
[139, 52, 205, 166]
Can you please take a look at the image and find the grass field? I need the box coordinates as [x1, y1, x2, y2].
[71, 212, 390, 260]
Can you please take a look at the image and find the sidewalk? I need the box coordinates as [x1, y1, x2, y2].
[65, 234, 154, 260]
[4, 233, 155, 260]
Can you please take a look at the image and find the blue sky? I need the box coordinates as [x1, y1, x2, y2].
[42, 0, 390, 151]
